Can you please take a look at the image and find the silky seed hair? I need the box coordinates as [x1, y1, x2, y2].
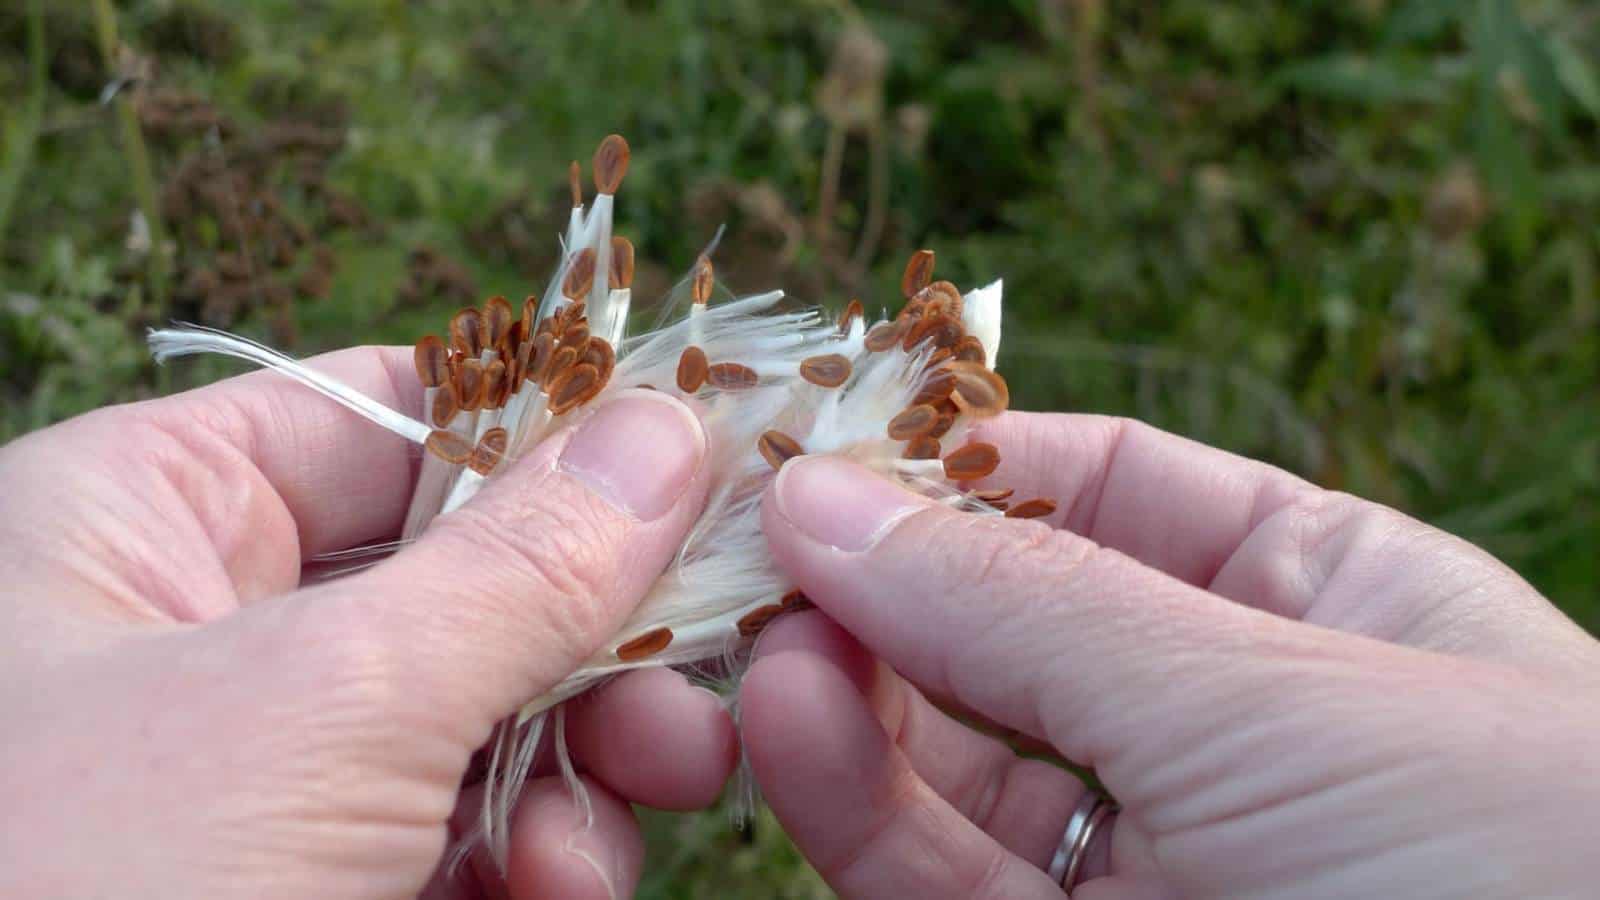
[145, 132, 1043, 872]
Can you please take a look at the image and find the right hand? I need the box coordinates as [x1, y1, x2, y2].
[742, 411, 1600, 899]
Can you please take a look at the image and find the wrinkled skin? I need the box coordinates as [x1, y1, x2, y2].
[0, 348, 737, 900]
[743, 412, 1600, 900]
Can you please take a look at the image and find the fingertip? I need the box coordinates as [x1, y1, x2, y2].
[566, 667, 737, 811]
[507, 776, 642, 900]
[754, 610, 876, 695]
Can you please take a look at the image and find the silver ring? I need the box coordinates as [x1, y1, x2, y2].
[1046, 789, 1116, 892]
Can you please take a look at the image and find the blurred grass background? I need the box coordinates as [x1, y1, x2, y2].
[1, 1, 1596, 894]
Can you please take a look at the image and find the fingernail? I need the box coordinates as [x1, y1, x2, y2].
[560, 389, 705, 521]
[773, 455, 925, 552]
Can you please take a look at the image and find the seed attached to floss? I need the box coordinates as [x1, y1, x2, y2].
[708, 361, 759, 390]
[902, 249, 935, 298]
[913, 367, 956, 405]
[450, 307, 484, 357]
[943, 442, 1001, 481]
[609, 236, 635, 290]
[676, 345, 709, 392]
[904, 435, 942, 459]
[568, 159, 582, 206]
[483, 296, 513, 350]
[737, 604, 786, 637]
[457, 359, 486, 410]
[691, 256, 715, 306]
[425, 429, 474, 464]
[887, 403, 939, 440]
[839, 298, 864, 333]
[974, 488, 1014, 503]
[593, 133, 630, 195]
[780, 588, 810, 609]
[616, 627, 673, 662]
[954, 335, 987, 365]
[469, 427, 509, 476]
[414, 335, 449, 388]
[543, 345, 579, 389]
[799, 353, 852, 388]
[563, 248, 598, 300]
[548, 363, 601, 415]
[946, 361, 1010, 417]
[757, 430, 805, 471]
[431, 383, 460, 428]
[1005, 498, 1058, 519]
[584, 338, 616, 382]
[864, 318, 910, 352]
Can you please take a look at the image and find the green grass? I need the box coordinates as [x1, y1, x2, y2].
[3, 1, 1598, 893]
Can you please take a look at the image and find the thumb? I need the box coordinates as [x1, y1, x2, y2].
[300, 388, 709, 738]
[760, 454, 1377, 774]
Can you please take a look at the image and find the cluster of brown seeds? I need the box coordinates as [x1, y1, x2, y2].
[411, 137, 636, 475]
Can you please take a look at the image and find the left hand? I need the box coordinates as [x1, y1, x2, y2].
[0, 346, 735, 899]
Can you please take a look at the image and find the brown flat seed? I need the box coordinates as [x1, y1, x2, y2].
[616, 627, 672, 662]
[928, 410, 957, 439]
[838, 299, 864, 332]
[528, 332, 557, 385]
[780, 588, 810, 609]
[414, 335, 448, 388]
[954, 335, 986, 365]
[904, 435, 942, 459]
[757, 430, 805, 470]
[450, 308, 484, 357]
[468, 427, 509, 476]
[456, 359, 486, 410]
[1006, 498, 1058, 519]
[563, 248, 597, 299]
[913, 367, 956, 406]
[690, 256, 714, 305]
[901, 249, 935, 298]
[947, 361, 1010, 417]
[431, 383, 460, 428]
[609, 236, 635, 290]
[548, 363, 601, 415]
[708, 362, 759, 390]
[425, 429, 473, 464]
[905, 314, 962, 352]
[973, 488, 1014, 503]
[737, 604, 786, 637]
[676, 345, 709, 392]
[593, 134, 630, 194]
[923, 280, 964, 318]
[569, 160, 582, 206]
[542, 345, 579, 389]
[943, 442, 1001, 481]
[799, 353, 852, 388]
[864, 318, 909, 352]
[887, 404, 940, 440]
[481, 360, 506, 410]
[584, 338, 616, 383]
[483, 296, 513, 349]
[560, 321, 590, 349]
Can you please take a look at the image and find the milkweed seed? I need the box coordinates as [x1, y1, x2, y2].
[593, 134, 630, 194]
[799, 354, 852, 388]
[947, 361, 1009, 417]
[838, 298, 864, 332]
[691, 256, 715, 305]
[547, 363, 601, 415]
[887, 404, 939, 440]
[676, 345, 709, 392]
[609, 236, 635, 290]
[943, 442, 1001, 481]
[562, 249, 597, 299]
[616, 627, 673, 661]
[737, 604, 786, 637]
[904, 435, 942, 459]
[450, 307, 484, 357]
[425, 429, 473, 464]
[757, 430, 805, 470]
[468, 427, 508, 476]
[1005, 498, 1058, 519]
[901, 249, 935, 298]
[414, 336, 449, 388]
[483, 296, 513, 349]
[864, 319, 909, 352]
[708, 361, 759, 390]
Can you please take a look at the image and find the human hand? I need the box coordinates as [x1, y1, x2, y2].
[0, 347, 736, 900]
[743, 411, 1600, 899]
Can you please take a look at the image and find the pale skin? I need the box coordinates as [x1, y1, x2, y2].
[742, 414, 1600, 899]
[3, 347, 1597, 899]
